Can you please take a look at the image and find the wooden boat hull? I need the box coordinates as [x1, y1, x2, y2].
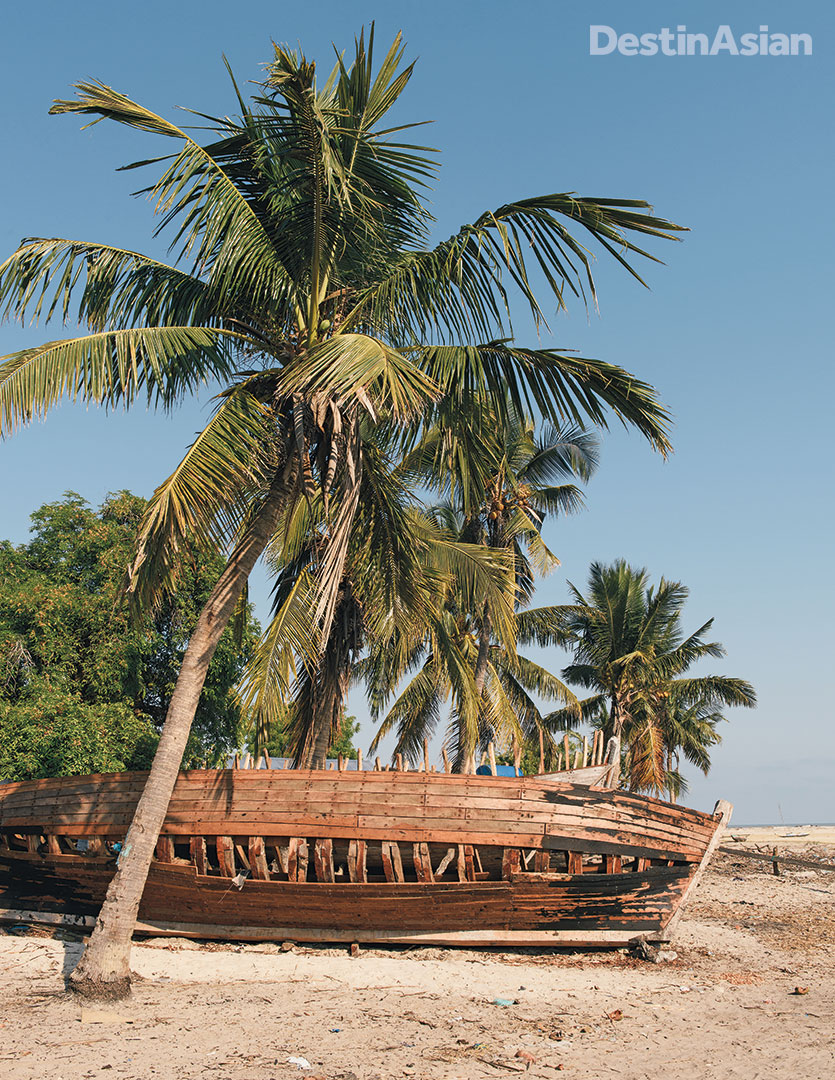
[0, 770, 730, 947]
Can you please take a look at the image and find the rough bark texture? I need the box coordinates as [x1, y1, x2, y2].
[68, 475, 290, 999]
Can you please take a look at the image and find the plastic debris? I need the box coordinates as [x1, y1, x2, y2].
[491, 997, 517, 1006]
[287, 1056, 313, 1070]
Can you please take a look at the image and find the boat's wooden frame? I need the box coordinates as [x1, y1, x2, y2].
[0, 768, 730, 947]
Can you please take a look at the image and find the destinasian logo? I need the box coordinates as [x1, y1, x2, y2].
[590, 25, 813, 57]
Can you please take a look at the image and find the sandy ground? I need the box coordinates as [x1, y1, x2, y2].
[1, 835, 833, 1080]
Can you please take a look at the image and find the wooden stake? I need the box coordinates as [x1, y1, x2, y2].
[487, 741, 497, 776]
[356, 749, 363, 773]
[375, 756, 381, 772]
[582, 736, 589, 767]
[337, 753, 344, 772]
[442, 747, 451, 773]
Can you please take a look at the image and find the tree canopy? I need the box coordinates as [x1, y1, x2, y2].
[0, 492, 260, 778]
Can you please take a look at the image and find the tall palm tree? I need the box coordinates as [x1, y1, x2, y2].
[366, 406, 596, 770]
[545, 561, 756, 794]
[0, 29, 681, 997]
[240, 421, 517, 768]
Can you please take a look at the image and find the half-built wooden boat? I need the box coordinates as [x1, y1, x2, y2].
[0, 766, 729, 947]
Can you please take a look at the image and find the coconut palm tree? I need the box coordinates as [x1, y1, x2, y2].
[0, 29, 681, 997]
[365, 405, 596, 770]
[240, 421, 517, 768]
[545, 561, 756, 794]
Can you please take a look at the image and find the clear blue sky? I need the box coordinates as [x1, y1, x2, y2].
[0, 2, 832, 822]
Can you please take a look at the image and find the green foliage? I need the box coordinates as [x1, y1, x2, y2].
[0, 492, 260, 778]
[0, 680, 158, 780]
[248, 712, 360, 762]
[546, 560, 756, 795]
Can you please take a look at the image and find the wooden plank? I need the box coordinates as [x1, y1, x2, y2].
[460, 844, 475, 882]
[603, 854, 622, 874]
[313, 838, 335, 883]
[347, 840, 367, 883]
[216, 836, 235, 877]
[248, 837, 270, 880]
[190, 837, 208, 876]
[634, 857, 651, 873]
[413, 843, 434, 883]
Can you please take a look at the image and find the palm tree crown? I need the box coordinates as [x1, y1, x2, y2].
[547, 560, 756, 794]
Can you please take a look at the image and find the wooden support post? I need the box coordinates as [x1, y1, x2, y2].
[442, 747, 451, 773]
[534, 849, 550, 873]
[233, 753, 240, 769]
[582, 736, 589, 767]
[567, 851, 583, 875]
[539, 728, 545, 774]
[338, 753, 345, 772]
[347, 839, 367, 883]
[395, 753, 403, 772]
[634, 857, 651, 873]
[603, 854, 622, 874]
[356, 749, 363, 773]
[502, 848, 521, 880]
[573, 750, 581, 769]
[313, 838, 335, 882]
[234, 843, 250, 869]
[190, 836, 208, 875]
[374, 756, 381, 772]
[216, 836, 235, 877]
[26, 835, 41, 854]
[155, 836, 176, 862]
[413, 842, 435, 883]
[512, 735, 521, 776]
[45, 834, 61, 856]
[381, 841, 404, 882]
[487, 741, 497, 776]
[458, 844, 476, 882]
[424, 737, 430, 774]
[248, 836, 270, 880]
[287, 837, 309, 882]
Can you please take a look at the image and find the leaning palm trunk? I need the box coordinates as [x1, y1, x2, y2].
[69, 475, 291, 999]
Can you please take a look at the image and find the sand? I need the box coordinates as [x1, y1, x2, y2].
[1, 836, 833, 1080]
